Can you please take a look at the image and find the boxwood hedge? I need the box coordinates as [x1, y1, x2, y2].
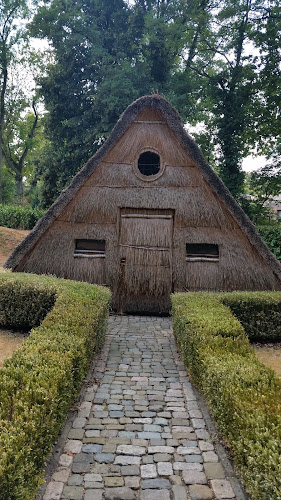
[172, 292, 281, 500]
[0, 272, 111, 500]
[0, 204, 45, 230]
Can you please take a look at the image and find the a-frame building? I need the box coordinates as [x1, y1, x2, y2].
[5, 95, 281, 313]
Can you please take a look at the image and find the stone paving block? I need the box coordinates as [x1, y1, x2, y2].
[115, 455, 141, 465]
[73, 452, 95, 464]
[72, 417, 86, 429]
[172, 485, 188, 500]
[68, 429, 84, 440]
[104, 486, 136, 500]
[210, 479, 235, 499]
[182, 471, 207, 485]
[67, 474, 83, 486]
[84, 481, 104, 489]
[142, 456, 154, 464]
[116, 445, 146, 455]
[125, 476, 140, 489]
[121, 465, 140, 476]
[43, 481, 64, 500]
[84, 490, 102, 500]
[144, 424, 162, 432]
[198, 441, 214, 451]
[185, 455, 203, 463]
[85, 430, 100, 437]
[195, 429, 210, 440]
[104, 476, 125, 487]
[173, 462, 203, 472]
[202, 451, 219, 462]
[141, 464, 157, 478]
[83, 437, 106, 444]
[188, 484, 213, 499]
[157, 462, 173, 476]
[103, 443, 118, 453]
[82, 444, 102, 453]
[140, 489, 170, 500]
[84, 473, 103, 482]
[153, 453, 172, 462]
[59, 454, 73, 468]
[148, 446, 174, 454]
[141, 479, 171, 489]
[95, 453, 115, 463]
[204, 462, 225, 479]
[52, 467, 71, 483]
[62, 485, 83, 499]
[72, 462, 91, 474]
[177, 446, 200, 455]
[64, 440, 82, 454]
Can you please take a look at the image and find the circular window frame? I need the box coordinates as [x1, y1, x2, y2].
[134, 147, 165, 182]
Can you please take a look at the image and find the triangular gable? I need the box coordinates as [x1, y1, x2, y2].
[5, 94, 281, 281]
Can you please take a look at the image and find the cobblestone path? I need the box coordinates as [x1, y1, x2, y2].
[43, 316, 240, 500]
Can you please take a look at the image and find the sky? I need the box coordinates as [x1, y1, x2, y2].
[242, 155, 267, 172]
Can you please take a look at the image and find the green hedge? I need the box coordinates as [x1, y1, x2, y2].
[172, 292, 281, 500]
[0, 204, 44, 229]
[222, 291, 281, 342]
[0, 273, 111, 500]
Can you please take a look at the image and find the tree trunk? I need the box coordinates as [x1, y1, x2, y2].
[0, 65, 8, 205]
[16, 174, 23, 200]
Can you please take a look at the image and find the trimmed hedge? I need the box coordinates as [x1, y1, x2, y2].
[0, 273, 111, 500]
[0, 204, 44, 229]
[172, 292, 281, 500]
[222, 291, 281, 342]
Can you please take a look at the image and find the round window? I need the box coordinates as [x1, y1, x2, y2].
[138, 151, 160, 176]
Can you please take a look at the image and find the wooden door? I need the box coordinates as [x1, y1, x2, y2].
[117, 210, 173, 312]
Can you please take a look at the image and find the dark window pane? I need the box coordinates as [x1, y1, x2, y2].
[186, 243, 219, 258]
[75, 239, 105, 253]
[138, 151, 160, 176]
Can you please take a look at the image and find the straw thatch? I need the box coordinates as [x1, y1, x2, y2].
[5, 95, 281, 313]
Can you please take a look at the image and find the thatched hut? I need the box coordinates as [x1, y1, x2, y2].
[5, 95, 281, 313]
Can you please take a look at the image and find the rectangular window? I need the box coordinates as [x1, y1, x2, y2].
[74, 239, 105, 258]
[277, 210, 281, 219]
[186, 243, 219, 262]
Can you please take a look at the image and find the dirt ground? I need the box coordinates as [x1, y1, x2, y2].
[0, 225, 29, 267]
[253, 343, 281, 378]
[0, 329, 25, 366]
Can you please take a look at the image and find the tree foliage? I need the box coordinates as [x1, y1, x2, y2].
[2, 0, 278, 207]
[0, 1, 45, 203]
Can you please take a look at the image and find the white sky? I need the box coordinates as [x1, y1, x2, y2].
[242, 155, 267, 172]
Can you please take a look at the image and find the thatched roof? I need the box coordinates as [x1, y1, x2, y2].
[5, 94, 281, 280]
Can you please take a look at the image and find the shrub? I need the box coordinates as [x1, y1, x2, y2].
[0, 204, 44, 230]
[172, 292, 281, 500]
[257, 223, 281, 261]
[223, 291, 281, 342]
[0, 273, 111, 500]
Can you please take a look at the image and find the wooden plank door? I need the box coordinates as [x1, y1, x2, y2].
[117, 211, 173, 312]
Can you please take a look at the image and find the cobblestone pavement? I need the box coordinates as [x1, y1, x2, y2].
[43, 315, 240, 500]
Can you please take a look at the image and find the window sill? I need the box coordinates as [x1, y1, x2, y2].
[74, 253, 105, 258]
[186, 257, 219, 262]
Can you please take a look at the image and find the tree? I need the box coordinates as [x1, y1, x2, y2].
[31, 0, 281, 206]
[2, 91, 39, 199]
[31, 0, 219, 207]
[0, 0, 31, 202]
[243, 160, 281, 223]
